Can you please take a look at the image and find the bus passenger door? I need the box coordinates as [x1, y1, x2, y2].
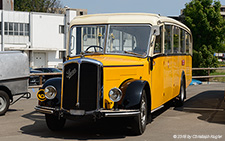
[150, 56, 164, 110]
[163, 56, 173, 102]
[149, 26, 165, 110]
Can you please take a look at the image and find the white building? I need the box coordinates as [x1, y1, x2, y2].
[220, 5, 225, 19]
[0, 8, 87, 68]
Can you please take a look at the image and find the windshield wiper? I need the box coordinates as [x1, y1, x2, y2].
[81, 51, 103, 55]
[124, 51, 143, 56]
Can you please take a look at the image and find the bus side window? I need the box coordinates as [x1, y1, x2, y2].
[186, 32, 190, 54]
[173, 26, 179, 53]
[180, 29, 185, 53]
[164, 25, 172, 54]
[189, 36, 192, 55]
[154, 26, 162, 54]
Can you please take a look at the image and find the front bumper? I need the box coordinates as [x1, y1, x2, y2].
[35, 105, 140, 118]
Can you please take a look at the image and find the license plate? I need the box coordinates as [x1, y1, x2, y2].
[69, 109, 85, 115]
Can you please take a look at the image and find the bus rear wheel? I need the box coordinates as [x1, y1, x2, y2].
[174, 79, 185, 107]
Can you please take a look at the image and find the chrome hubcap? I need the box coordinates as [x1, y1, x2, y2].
[0, 97, 6, 111]
[180, 84, 184, 101]
[140, 98, 147, 127]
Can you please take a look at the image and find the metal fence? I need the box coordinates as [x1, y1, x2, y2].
[29, 72, 62, 88]
[192, 68, 225, 79]
[29, 68, 225, 88]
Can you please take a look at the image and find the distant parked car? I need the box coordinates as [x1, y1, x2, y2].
[29, 69, 45, 85]
[33, 68, 62, 81]
[34, 68, 62, 73]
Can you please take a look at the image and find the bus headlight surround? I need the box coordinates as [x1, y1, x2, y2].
[108, 88, 122, 102]
[44, 85, 57, 100]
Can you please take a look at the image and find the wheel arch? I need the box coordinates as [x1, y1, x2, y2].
[119, 79, 151, 115]
[41, 77, 62, 105]
[0, 85, 13, 100]
[143, 82, 151, 117]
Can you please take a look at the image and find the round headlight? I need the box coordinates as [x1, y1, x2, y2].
[44, 86, 57, 100]
[108, 88, 122, 102]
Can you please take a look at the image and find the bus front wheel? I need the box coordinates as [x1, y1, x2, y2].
[131, 90, 147, 135]
[45, 114, 66, 131]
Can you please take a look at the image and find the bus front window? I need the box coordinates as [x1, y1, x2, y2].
[69, 25, 106, 56]
[106, 25, 151, 57]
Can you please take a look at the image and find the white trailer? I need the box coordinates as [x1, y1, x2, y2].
[0, 51, 30, 115]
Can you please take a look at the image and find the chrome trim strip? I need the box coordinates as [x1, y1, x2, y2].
[64, 58, 103, 67]
[35, 106, 54, 114]
[151, 105, 164, 113]
[103, 64, 144, 68]
[104, 111, 140, 117]
[36, 106, 140, 118]
[96, 65, 100, 109]
[76, 63, 80, 107]
[36, 108, 54, 114]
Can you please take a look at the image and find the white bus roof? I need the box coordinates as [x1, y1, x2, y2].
[70, 13, 191, 33]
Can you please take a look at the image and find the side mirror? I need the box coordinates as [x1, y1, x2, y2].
[147, 57, 154, 71]
[151, 26, 160, 36]
[83, 34, 88, 41]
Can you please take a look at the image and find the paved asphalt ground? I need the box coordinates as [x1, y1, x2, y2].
[0, 83, 224, 141]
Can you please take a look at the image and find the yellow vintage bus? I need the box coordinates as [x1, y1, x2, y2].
[36, 13, 192, 135]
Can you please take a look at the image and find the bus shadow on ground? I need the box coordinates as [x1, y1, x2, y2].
[174, 90, 225, 124]
[21, 93, 215, 139]
[20, 106, 174, 139]
[20, 111, 144, 139]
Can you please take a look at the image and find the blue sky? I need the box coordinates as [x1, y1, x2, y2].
[62, 0, 225, 16]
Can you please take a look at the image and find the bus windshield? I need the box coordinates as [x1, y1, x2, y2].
[69, 25, 106, 55]
[69, 24, 151, 57]
[106, 25, 151, 56]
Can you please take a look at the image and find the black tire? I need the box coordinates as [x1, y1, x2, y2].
[45, 114, 66, 131]
[131, 90, 148, 135]
[0, 90, 10, 116]
[174, 79, 185, 107]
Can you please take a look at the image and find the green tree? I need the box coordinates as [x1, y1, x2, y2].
[14, 0, 62, 13]
[183, 0, 225, 74]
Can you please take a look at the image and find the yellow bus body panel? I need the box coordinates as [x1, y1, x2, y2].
[69, 54, 192, 110]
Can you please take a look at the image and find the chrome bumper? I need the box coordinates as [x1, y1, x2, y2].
[35, 106, 140, 118]
[35, 106, 55, 114]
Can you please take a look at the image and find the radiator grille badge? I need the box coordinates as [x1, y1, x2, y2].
[66, 68, 77, 79]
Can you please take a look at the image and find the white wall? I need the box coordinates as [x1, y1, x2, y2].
[0, 9, 80, 68]
[66, 10, 77, 24]
[31, 13, 65, 50]
[0, 11, 2, 51]
[47, 51, 62, 68]
[2, 10, 29, 44]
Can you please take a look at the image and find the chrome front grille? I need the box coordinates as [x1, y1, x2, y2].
[62, 62, 78, 110]
[62, 58, 102, 111]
